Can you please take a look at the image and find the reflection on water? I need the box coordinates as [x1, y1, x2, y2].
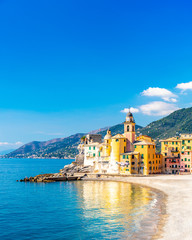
[0, 158, 166, 240]
[75, 181, 166, 240]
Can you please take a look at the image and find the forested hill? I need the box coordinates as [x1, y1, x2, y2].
[4, 107, 192, 158]
[139, 107, 192, 141]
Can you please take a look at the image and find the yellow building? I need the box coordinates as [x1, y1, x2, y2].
[134, 139, 162, 175]
[80, 110, 163, 175]
[119, 152, 140, 174]
[180, 134, 192, 152]
[160, 137, 181, 158]
[160, 134, 192, 174]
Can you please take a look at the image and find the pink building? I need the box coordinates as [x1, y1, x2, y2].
[180, 151, 192, 173]
[164, 157, 180, 174]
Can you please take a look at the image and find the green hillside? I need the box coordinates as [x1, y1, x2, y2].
[5, 107, 192, 158]
[139, 107, 192, 138]
[138, 107, 192, 150]
[6, 133, 85, 159]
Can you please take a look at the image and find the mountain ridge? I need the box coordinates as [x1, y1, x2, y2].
[5, 107, 192, 158]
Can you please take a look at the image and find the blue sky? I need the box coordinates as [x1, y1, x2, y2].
[0, 0, 192, 150]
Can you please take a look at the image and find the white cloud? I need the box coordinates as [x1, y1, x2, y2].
[142, 87, 177, 102]
[0, 141, 23, 147]
[139, 101, 180, 116]
[176, 81, 192, 91]
[121, 107, 139, 113]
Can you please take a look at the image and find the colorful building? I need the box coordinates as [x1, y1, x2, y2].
[79, 111, 163, 175]
[160, 134, 192, 174]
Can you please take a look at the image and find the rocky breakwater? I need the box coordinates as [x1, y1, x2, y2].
[18, 163, 93, 183]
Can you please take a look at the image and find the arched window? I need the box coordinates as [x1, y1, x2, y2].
[127, 125, 129, 131]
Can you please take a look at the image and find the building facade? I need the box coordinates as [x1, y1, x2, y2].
[79, 111, 163, 175]
[160, 134, 192, 174]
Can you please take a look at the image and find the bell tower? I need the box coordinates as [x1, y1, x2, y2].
[124, 110, 136, 151]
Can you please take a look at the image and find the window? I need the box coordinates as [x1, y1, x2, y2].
[189, 159, 190, 161]
[116, 139, 119, 142]
[132, 155, 134, 159]
[188, 152, 190, 155]
[188, 140, 190, 143]
[142, 145, 144, 148]
[126, 169, 129, 171]
[89, 147, 91, 150]
[153, 145, 154, 149]
[93, 147, 95, 150]
[185, 165, 187, 168]
[185, 158, 187, 161]
[182, 140, 185, 144]
[172, 142, 174, 145]
[165, 153, 167, 156]
[141, 154, 144, 159]
[127, 155, 129, 159]
[134, 145, 136, 148]
[123, 155, 125, 159]
[93, 153, 95, 157]
[127, 126, 129, 131]
[188, 165, 190, 168]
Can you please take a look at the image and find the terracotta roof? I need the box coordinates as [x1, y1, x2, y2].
[134, 140, 155, 145]
[159, 137, 181, 142]
[112, 134, 126, 139]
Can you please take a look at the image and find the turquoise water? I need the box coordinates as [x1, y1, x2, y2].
[0, 158, 166, 240]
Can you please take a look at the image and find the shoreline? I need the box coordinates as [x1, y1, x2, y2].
[83, 177, 167, 240]
[84, 175, 192, 240]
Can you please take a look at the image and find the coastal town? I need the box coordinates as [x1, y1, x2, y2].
[75, 110, 192, 175]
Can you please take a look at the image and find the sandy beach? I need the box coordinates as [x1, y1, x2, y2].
[93, 175, 192, 240]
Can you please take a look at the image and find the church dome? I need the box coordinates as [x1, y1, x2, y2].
[104, 129, 112, 140]
[104, 134, 111, 140]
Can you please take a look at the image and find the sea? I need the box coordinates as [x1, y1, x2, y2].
[0, 158, 166, 240]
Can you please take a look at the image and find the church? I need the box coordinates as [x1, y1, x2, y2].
[77, 111, 163, 175]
